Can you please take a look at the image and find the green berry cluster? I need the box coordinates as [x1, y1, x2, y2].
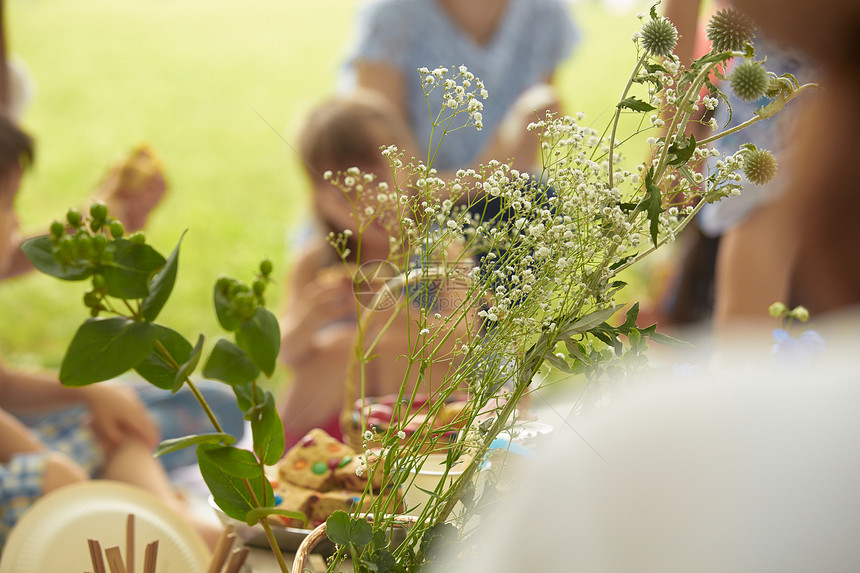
[214, 259, 275, 328]
[48, 202, 148, 316]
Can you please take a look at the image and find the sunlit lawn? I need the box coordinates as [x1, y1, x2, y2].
[1, 0, 655, 385]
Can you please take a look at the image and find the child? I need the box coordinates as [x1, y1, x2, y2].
[0, 116, 222, 550]
[278, 91, 473, 448]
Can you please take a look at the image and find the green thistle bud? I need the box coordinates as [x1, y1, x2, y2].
[252, 278, 266, 296]
[730, 60, 769, 102]
[743, 147, 778, 186]
[129, 231, 146, 245]
[790, 305, 810, 323]
[640, 17, 678, 58]
[706, 8, 756, 53]
[768, 302, 788, 318]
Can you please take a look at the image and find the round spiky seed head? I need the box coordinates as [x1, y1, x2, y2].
[730, 60, 769, 101]
[743, 147, 778, 185]
[640, 17, 679, 57]
[707, 8, 756, 53]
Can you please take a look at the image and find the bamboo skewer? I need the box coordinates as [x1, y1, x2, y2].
[206, 524, 236, 573]
[223, 546, 250, 573]
[105, 546, 127, 573]
[142, 541, 159, 573]
[88, 539, 107, 573]
[126, 514, 135, 573]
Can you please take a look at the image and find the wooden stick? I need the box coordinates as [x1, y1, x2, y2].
[223, 546, 250, 573]
[206, 525, 235, 573]
[104, 546, 127, 573]
[88, 539, 106, 573]
[126, 514, 135, 573]
[143, 541, 159, 573]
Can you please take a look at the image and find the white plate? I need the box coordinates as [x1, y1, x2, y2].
[0, 480, 211, 573]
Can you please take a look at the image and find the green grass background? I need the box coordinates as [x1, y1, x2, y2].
[1, 0, 655, 384]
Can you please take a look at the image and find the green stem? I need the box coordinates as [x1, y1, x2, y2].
[153, 340, 223, 433]
[696, 83, 818, 146]
[608, 52, 649, 190]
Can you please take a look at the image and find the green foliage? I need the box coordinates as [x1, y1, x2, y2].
[59, 318, 157, 386]
[23, 203, 291, 567]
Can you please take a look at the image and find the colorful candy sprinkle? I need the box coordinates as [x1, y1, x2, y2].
[293, 459, 308, 470]
[311, 461, 328, 475]
[300, 435, 316, 448]
[274, 495, 283, 506]
[337, 456, 353, 469]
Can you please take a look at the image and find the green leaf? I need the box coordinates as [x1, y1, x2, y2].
[134, 325, 193, 390]
[22, 235, 92, 280]
[642, 167, 664, 246]
[154, 432, 236, 458]
[214, 280, 240, 332]
[326, 511, 352, 546]
[233, 381, 256, 413]
[545, 352, 572, 374]
[564, 339, 589, 364]
[617, 96, 656, 112]
[559, 306, 619, 338]
[666, 133, 697, 166]
[60, 318, 157, 386]
[202, 338, 260, 386]
[645, 329, 692, 346]
[198, 443, 273, 522]
[325, 512, 373, 548]
[244, 508, 308, 528]
[623, 302, 640, 329]
[101, 239, 166, 299]
[235, 307, 280, 377]
[203, 445, 263, 479]
[141, 231, 185, 322]
[173, 334, 204, 393]
[352, 518, 373, 547]
[250, 391, 286, 466]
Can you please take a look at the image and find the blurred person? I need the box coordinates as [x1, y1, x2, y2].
[341, 0, 579, 175]
[0, 117, 223, 551]
[278, 91, 474, 448]
[657, 0, 819, 332]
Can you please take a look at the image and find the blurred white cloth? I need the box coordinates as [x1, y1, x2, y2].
[435, 324, 860, 572]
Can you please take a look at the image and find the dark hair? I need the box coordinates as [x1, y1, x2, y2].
[297, 90, 412, 183]
[296, 91, 413, 261]
[0, 113, 34, 175]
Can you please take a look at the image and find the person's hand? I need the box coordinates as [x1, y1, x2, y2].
[82, 384, 160, 450]
[93, 145, 167, 232]
[298, 268, 359, 334]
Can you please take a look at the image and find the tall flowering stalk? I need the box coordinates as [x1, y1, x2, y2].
[320, 6, 817, 571]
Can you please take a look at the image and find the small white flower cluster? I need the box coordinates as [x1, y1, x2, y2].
[419, 65, 488, 131]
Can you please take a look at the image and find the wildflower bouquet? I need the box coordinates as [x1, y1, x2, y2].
[23, 6, 815, 573]
[315, 5, 816, 571]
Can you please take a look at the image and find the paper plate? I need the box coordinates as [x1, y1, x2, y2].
[0, 480, 211, 573]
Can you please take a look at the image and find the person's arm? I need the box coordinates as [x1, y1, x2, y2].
[663, 0, 705, 67]
[0, 362, 159, 449]
[279, 243, 358, 368]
